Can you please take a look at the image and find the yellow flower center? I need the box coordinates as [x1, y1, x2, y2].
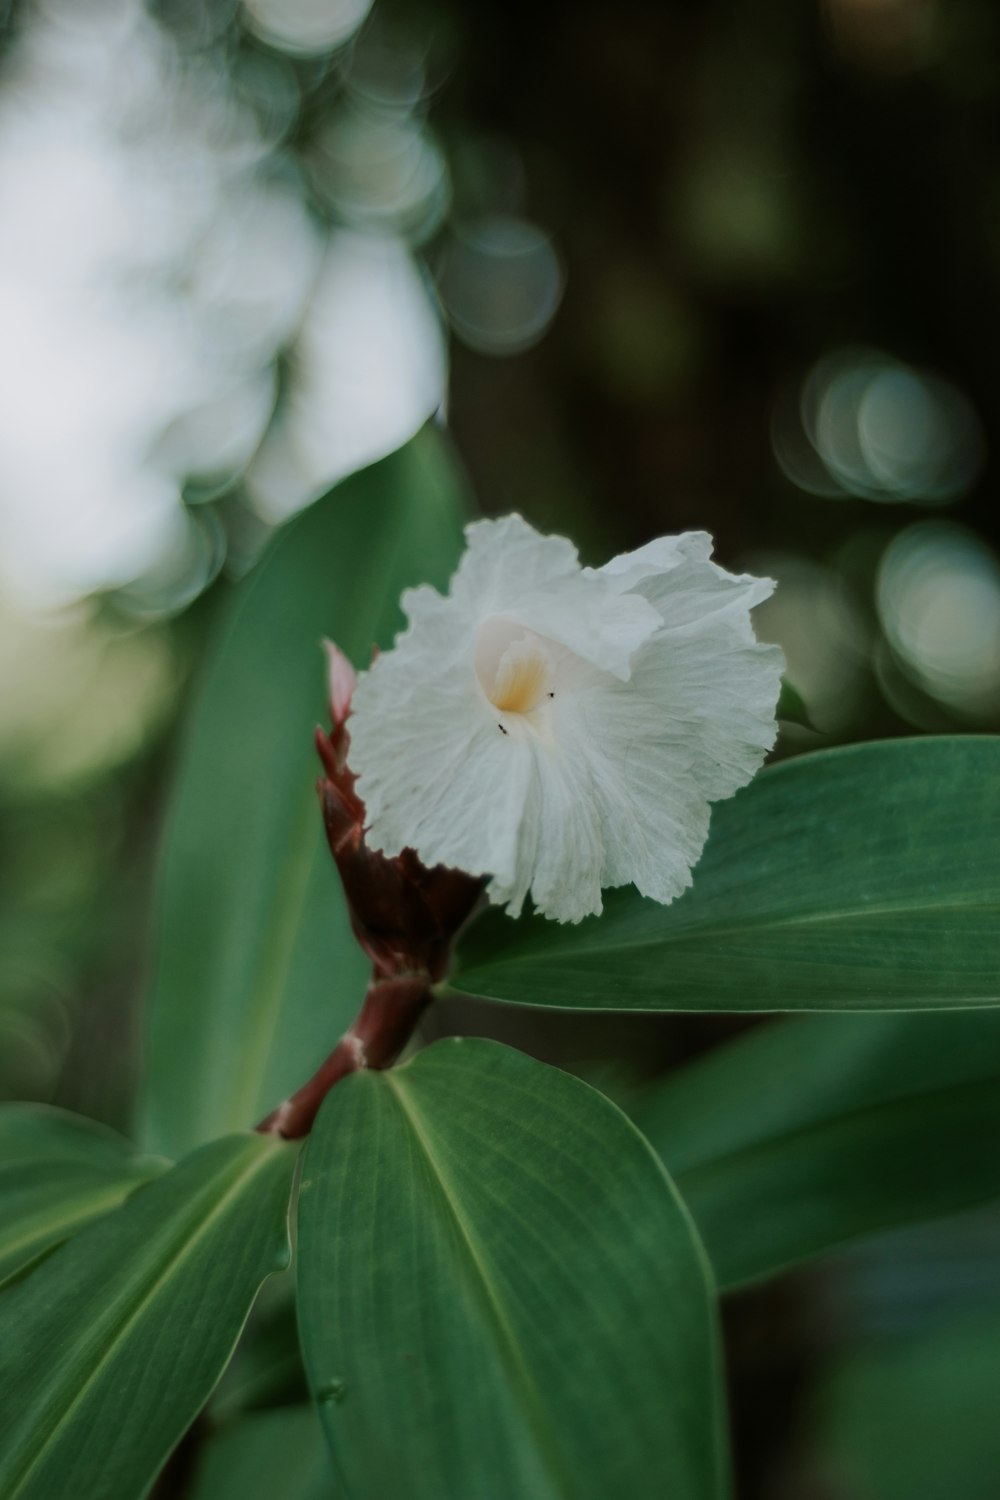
[474, 617, 554, 717]
[489, 640, 551, 714]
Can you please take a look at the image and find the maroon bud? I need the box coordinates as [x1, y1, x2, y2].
[323, 638, 357, 727]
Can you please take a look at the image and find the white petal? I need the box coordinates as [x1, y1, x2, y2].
[612, 532, 776, 638]
[599, 635, 781, 899]
[450, 513, 580, 610]
[631, 630, 784, 804]
[350, 643, 533, 893]
[454, 514, 661, 679]
[596, 531, 703, 588]
[503, 724, 606, 922]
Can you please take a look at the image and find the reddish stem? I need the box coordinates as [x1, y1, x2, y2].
[255, 703, 482, 1139]
[256, 976, 432, 1140]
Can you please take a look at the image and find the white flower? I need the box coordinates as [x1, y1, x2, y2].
[349, 515, 783, 923]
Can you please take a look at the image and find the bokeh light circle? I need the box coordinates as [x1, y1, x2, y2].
[242, 0, 374, 58]
[312, 109, 450, 243]
[436, 215, 564, 357]
[774, 347, 985, 504]
[877, 522, 1000, 718]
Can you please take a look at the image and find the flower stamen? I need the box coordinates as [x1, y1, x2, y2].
[490, 640, 551, 714]
[475, 616, 555, 717]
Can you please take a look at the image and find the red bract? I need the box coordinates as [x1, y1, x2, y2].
[257, 643, 482, 1140]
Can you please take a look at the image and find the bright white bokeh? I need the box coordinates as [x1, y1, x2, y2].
[246, 230, 447, 523]
[0, 0, 320, 609]
[242, 0, 374, 57]
[877, 523, 1000, 717]
[773, 347, 985, 505]
[311, 106, 451, 245]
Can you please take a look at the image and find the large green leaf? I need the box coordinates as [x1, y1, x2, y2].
[633, 1012, 1000, 1287]
[451, 737, 1000, 1012]
[140, 428, 467, 1157]
[297, 1038, 728, 1500]
[0, 1132, 296, 1500]
[0, 1105, 165, 1289]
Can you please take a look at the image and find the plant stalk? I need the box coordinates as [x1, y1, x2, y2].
[256, 975, 431, 1139]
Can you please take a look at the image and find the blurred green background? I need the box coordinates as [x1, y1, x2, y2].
[2, 0, 999, 1494]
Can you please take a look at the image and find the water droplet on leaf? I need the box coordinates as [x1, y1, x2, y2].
[318, 1376, 348, 1404]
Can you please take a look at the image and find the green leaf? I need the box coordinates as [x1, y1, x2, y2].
[633, 1012, 1000, 1287]
[189, 1407, 332, 1500]
[140, 428, 468, 1157]
[0, 1132, 296, 1500]
[451, 737, 1000, 1012]
[297, 1038, 729, 1500]
[776, 678, 814, 730]
[813, 1302, 1000, 1500]
[0, 1105, 166, 1289]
